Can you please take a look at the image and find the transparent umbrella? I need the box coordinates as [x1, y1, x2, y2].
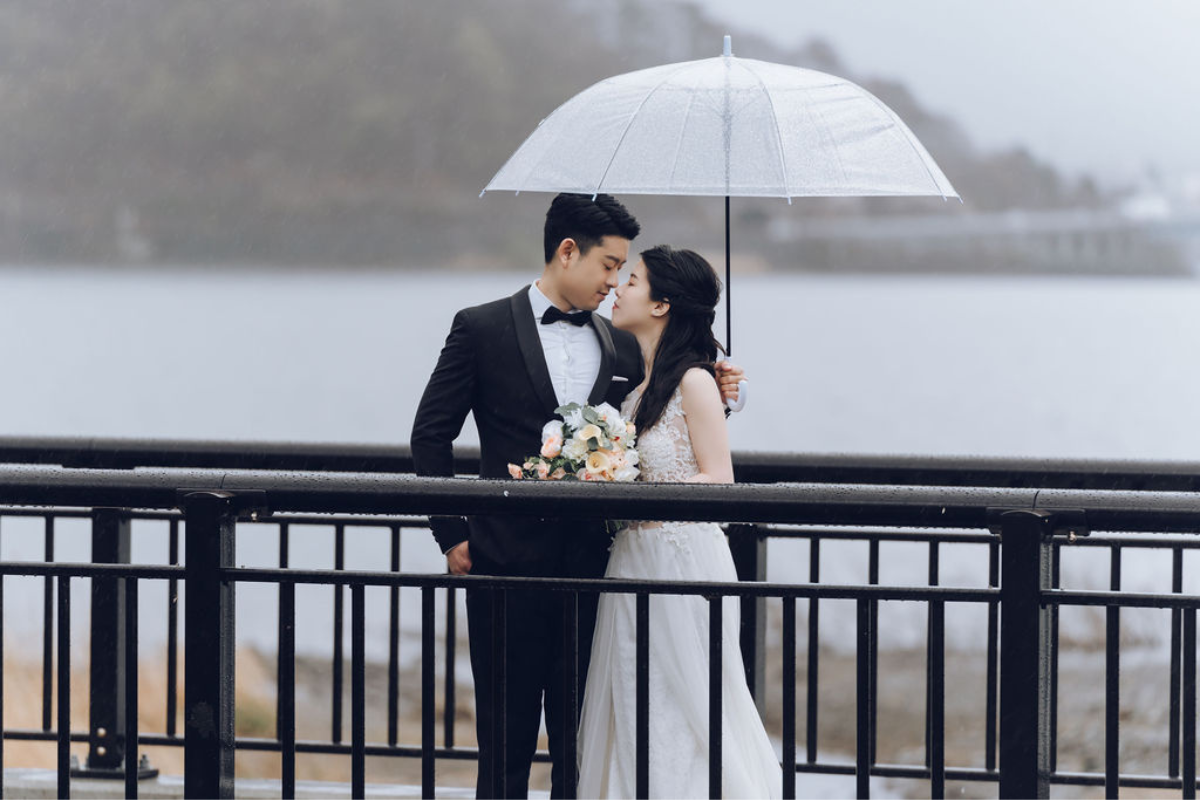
[483, 36, 958, 360]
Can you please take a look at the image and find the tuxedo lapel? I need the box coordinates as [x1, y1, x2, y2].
[587, 315, 616, 406]
[509, 287, 560, 417]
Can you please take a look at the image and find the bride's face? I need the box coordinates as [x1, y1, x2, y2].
[612, 259, 666, 332]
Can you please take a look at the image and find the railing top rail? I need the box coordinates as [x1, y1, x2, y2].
[3, 435, 1200, 490]
[3, 464, 1200, 532]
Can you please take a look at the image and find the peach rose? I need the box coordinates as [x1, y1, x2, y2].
[541, 434, 563, 459]
[507, 463, 523, 479]
[536, 461, 551, 480]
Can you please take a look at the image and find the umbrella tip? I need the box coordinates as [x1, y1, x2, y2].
[723, 35, 732, 57]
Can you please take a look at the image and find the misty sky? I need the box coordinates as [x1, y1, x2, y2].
[690, 0, 1200, 187]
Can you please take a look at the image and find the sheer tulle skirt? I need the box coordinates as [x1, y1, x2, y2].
[577, 522, 782, 799]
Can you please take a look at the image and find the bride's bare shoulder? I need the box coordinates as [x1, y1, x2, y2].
[679, 367, 721, 411]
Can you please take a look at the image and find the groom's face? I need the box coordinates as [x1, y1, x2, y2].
[560, 235, 629, 311]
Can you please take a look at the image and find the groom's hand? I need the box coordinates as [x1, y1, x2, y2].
[446, 541, 472, 575]
[716, 361, 745, 404]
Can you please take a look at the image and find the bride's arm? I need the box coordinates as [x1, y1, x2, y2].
[679, 367, 734, 484]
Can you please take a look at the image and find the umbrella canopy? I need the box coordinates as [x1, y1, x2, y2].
[485, 37, 957, 201]
[483, 37, 958, 376]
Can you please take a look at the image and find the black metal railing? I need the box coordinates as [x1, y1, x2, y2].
[4, 434, 1200, 489]
[2, 441, 1200, 798]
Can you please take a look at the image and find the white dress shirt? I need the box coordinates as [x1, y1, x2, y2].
[528, 283, 602, 407]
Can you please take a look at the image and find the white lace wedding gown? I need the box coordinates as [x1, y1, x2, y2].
[577, 386, 782, 799]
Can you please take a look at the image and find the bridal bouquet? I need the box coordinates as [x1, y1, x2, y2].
[508, 402, 639, 482]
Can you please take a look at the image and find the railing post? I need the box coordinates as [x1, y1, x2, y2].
[181, 491, 239, 799]
[992, 509, 1056, 799]
[75, 509, 159, 781]
[727, 523, 766, 712]
[86, 509, 129, 773]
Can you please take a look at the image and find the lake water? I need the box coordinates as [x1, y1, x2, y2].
[2, 265, 1199, 657]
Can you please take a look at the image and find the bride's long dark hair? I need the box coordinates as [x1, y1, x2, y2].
[632, 245, 726, 435]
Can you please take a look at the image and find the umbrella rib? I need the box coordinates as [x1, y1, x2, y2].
[734, 60, 792, 197]
[666, 81, 702, 190]
[857, 87, 954, 198]
[593, 61, 703, 194]
[806, 96, 852, 187]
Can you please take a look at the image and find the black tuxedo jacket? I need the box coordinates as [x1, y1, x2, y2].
[411, 286, 644, 572]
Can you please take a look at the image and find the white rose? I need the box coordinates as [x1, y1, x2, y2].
[614, 464, 639, 482]
[564, 406, 586, 430]
[562, 436, 589, 462]
[542, 420, 565, 443]
[623, 447, 639, 467]
[594, 402, 620, 426]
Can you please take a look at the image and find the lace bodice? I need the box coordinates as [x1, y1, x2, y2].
[622, 386, 698, 482]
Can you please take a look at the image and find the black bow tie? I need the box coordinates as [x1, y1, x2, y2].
[541, 307, 592, 326]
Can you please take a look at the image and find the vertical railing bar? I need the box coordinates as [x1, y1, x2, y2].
[1050, 541, 1061, 774]
[782, 596, 797, 800]
[925, 540, 940, 769]
[1106, 544, 1121, 798]
[806, 537, 820, 765]
[280, 581, 296, 800]
[351, 584, 366, 799]
[868, 539, 879, 767]
[1183, 606, 1196, 800]
[125, 578, 140, 799]
[490, 589, 507, 799]
[389, 525, 401, 748]
[636, 591, 650, 799]
[275, 522, 289, 745]
[444, 585, 457, 749]
[856, 596, 872, 800]
[709, 595, 723, 800]
[1171, 546, 1184, 779]
[57, 574, 70, 800]
[729, 524, 766, 712]
[930, 599, 945, 799]
[43, 515, 55, 733]
[0, 572, 5, 797]
[985, 537, 999, 773]
[167, 518, 179, 738]
[332, 522, 345, 744]
[562, 590, 579, 799]
[422, 586, 436, 797]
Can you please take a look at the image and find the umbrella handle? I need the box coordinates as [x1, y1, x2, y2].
[726, 379, 749, 414]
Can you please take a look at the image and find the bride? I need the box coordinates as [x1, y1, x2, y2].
[577, 245, 781, 798]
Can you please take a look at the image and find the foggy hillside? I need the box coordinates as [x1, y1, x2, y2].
[0, 1, 1111, 268]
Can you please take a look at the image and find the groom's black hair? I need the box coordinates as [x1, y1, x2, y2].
[543, 193, 641, 264]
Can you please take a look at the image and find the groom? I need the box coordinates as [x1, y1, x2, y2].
[411, 193, 743, 798]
